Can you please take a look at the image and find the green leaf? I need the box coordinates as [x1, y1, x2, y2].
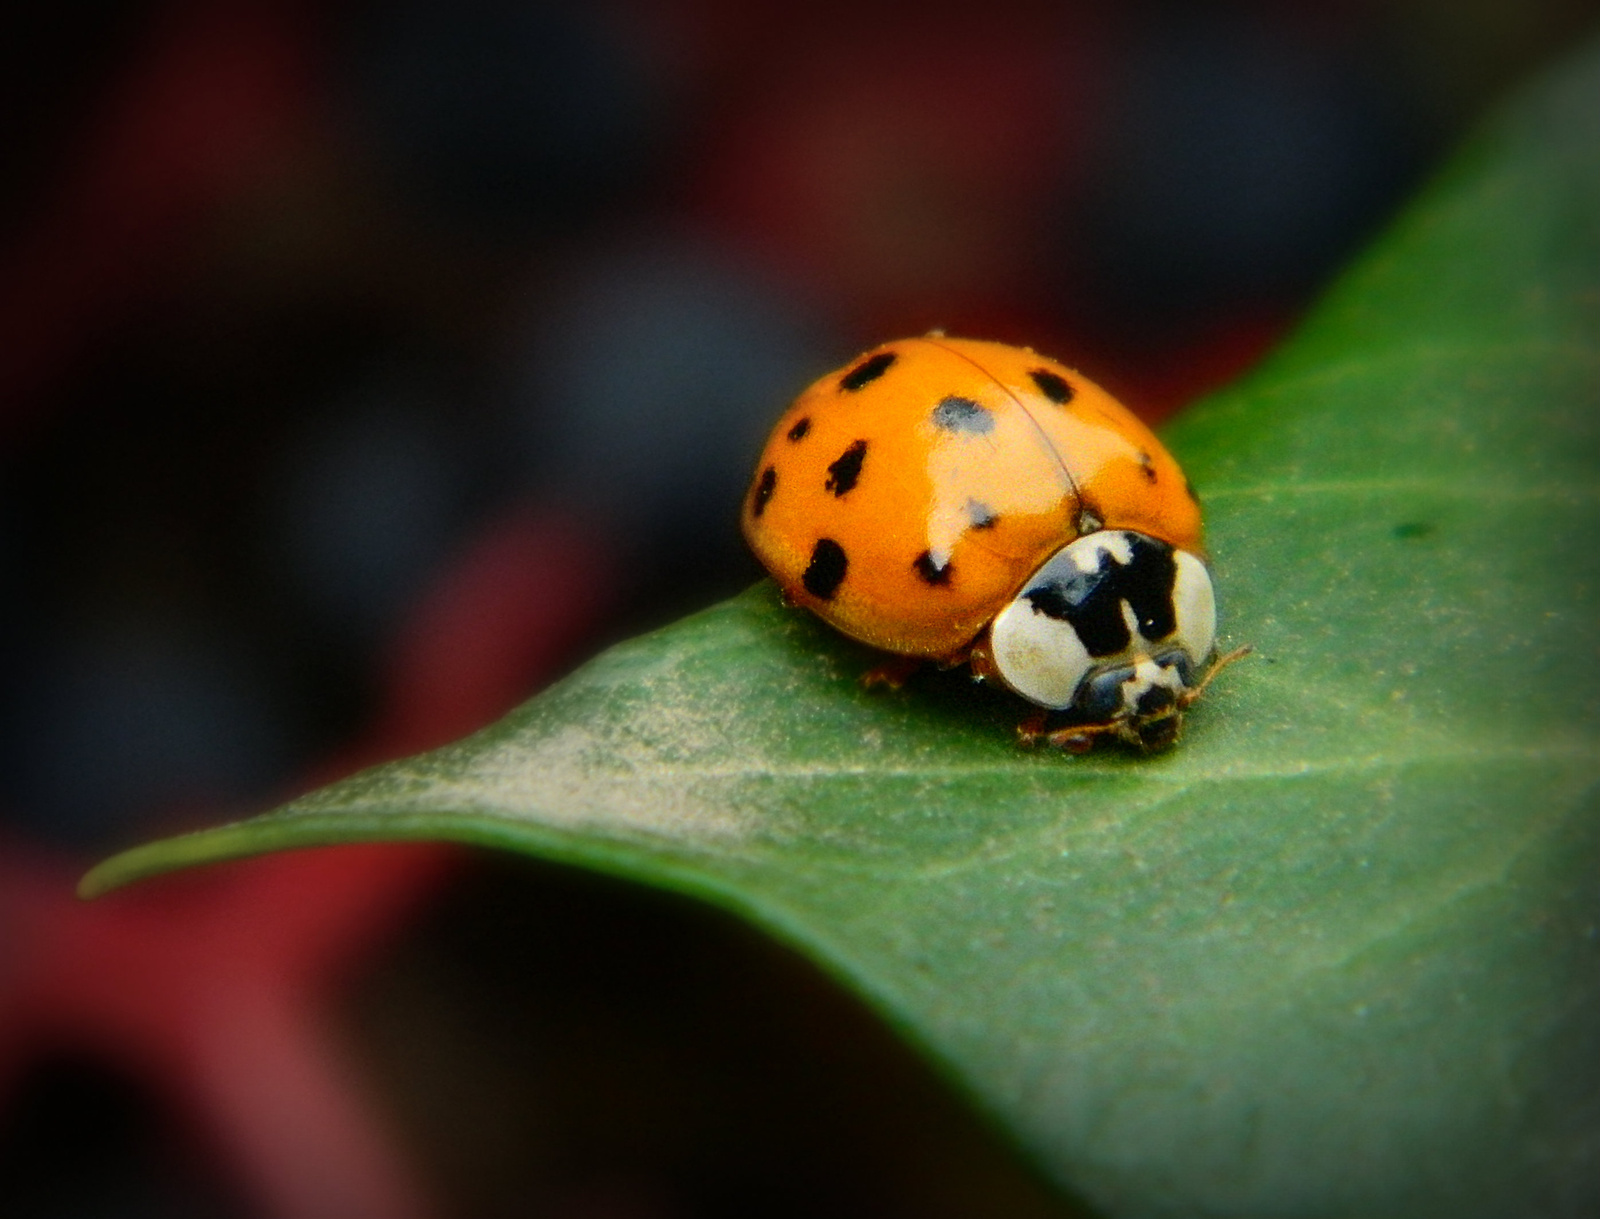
[85, 37, 1600, 1219]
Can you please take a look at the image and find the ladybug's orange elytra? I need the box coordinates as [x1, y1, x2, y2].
[743, 335, 1203, 661]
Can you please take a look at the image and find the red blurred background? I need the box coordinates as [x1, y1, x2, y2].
[1, 2, 1594, 1215]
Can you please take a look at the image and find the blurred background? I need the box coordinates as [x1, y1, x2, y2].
[1, 2, 1595, 1215]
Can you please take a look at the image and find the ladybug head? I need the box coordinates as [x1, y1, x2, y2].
[985, 530, 1216, 746]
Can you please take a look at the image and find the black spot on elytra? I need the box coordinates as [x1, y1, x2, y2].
[803, 538, 848, 600]
[840, 351, 896, 391]
[912, 551, 952, 585]
[750, 465, 777, 516]
[930, 395, 994, 434]
[825, 440, 868, 496]
[787, 416, 811, 442]
[967, 499, 998, 530]
[1024, 533, 1178, 657]
[1029, 368, 1074, 404]
[1138, 451, 1158, 483]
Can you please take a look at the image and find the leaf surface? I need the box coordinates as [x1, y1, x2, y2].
[85, 37, 1600, 1219]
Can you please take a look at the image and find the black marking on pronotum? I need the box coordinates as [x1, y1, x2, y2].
[803, 538, 848, 600]
[930, 395, 995, 434]
[1029, 368, 1074, 404]
[966, 499, 999, 530]
[840, 351, 896, 391]
[1138, 450, 1158, 483]
[1024, 533, 1179, 657]
[787, 416, 811, 442]
[750, 466, 777, 516]
[912, 551, 952, 585]
[825, 440, 868, 496]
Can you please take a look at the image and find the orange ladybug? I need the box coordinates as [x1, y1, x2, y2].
[742, 335, 1244, 750]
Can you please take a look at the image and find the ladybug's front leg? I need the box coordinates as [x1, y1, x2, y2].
[1017, 713, 1125, 754]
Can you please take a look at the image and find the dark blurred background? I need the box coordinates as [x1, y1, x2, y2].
[1, 2, 1595, 1216]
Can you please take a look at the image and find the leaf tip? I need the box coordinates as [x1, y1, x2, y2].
[77, 850, 149, 899]
[77, 824, 267, 899]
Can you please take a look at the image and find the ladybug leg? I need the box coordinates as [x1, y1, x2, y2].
[1040, 719, 1125, 754]
[964, 638, 1002, 684]
[1178, 644, 1254, 709]
[860, 655, 924, 690]
[1017, 713, 1121, 754]
[1015, 709, 1051, 746]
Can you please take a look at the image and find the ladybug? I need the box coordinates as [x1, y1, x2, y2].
[742, 335, 1246, 751]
